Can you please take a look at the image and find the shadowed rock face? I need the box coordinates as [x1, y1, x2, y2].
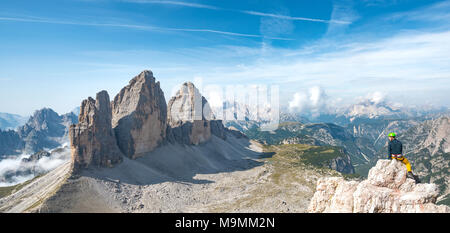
[308, 159, 450, 213]
[69, 91, 123, 173]
[111, 70, 167, 159]
[167, 82, 226, 145]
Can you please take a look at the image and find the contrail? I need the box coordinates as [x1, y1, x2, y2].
[120, 0, 219, 9]
[121, 0, 351, 24]
[241, 10, 351, 24]
[0, 16, 293, 40]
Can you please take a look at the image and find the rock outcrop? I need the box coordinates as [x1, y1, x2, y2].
[69, 91, 123, 173]
[167, 82, 226, 145]
[111, 70, 167, 159]
[21, 150, 51, 163]
[308, 159, 450, 213]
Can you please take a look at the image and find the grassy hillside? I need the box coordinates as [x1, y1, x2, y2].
[243, 122, 375, 172]
[263, 144, 360, 179]
[206, 144, 358, 212]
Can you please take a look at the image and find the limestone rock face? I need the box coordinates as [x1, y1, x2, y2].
[167, 82, 225, 145]
[111, 70, 167, 159]
[308, 159, 450, 213]
[69, 91, 123, 173]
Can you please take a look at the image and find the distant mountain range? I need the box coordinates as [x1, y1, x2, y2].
[0, 113, 28, 130]
[0, 108, 78, 157]
[298, 99, 449, 126]
[234, 101, 450, 205]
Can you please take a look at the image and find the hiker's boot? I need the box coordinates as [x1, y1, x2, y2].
[406, 171, 414, 179]
[407, 171, 421, 184]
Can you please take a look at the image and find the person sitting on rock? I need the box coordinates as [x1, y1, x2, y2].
[388, 132, 420, 183]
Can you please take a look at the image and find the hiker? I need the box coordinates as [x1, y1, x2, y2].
[388, 132, 420, 183]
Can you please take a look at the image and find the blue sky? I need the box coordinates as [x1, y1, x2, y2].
[0, 0, 449, 116]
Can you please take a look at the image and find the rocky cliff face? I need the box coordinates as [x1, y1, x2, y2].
[167, 82, 226, 145]
[69, 91, 123, 172]
[308, 159, 449, 213]
[402, 116, 450, 156]
[398, 116, 450, 204]
[111, 70, 167, 159]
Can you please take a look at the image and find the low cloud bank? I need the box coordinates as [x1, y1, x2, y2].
[0, 147, 70, 187]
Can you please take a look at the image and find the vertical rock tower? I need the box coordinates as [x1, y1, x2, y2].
[111, 70, 167, 159]
[69, 91, 123, 172]
[69, 70, 229, 173]
[167, 82, 226, 145]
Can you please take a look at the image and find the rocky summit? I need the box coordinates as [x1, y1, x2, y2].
[167, 82, 226, 145]
[111, 70, 167, 159]
[69, 91, 123, 172]
[308, 159, 450, 213]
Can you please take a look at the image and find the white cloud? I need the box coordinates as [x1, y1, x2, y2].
[288, 86, 329, 116]
[0, 149, 70, 187]
[366, 91, 386, 104]
[289, 92, 308, 111]
[387, 0, 450, 22]
[259, 10, 295, 39]
[325, 0, 359, 36]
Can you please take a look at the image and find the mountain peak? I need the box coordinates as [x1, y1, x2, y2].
[31, 108, 59, 120]
[166, 82, 226, 145]
[139, 69, 153, 77]
[130, 69, 155, 85]
[111, 70, 167, 159]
